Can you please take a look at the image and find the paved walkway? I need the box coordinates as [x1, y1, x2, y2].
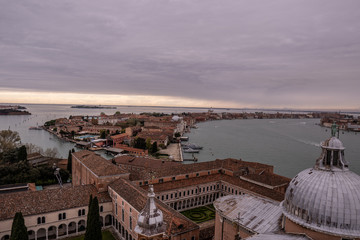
[159, 143, 182, 162]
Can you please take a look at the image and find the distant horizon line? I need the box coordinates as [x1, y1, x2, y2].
[1, 102, 360, 114]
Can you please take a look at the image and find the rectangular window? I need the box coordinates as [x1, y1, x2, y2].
[159, 179, 164, 183]
[186, 174, 189, 179]
[175, 193, 177, 198]
[116, 203, 118, 215]
[122, 209, 124, 222]
[171, 194, 173, 198]
[196, 173, 199, 177]
[129, 217, 132, 230]
[63, 213, 66, 219]
[172, 176, 176, 181]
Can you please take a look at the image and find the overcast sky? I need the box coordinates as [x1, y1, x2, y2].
[1, 0, 360, 109]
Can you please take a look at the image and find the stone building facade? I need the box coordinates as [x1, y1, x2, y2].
[1, 150, 291, 240]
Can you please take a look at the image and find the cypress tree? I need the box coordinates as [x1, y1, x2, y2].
[151, 142, 158, 154]
[67, 150, 72, 173]
[17, 146, 27, 161]
[86, 194, 93, 227]
[85, 196, 102, 240]
[10, 212, 28, 240]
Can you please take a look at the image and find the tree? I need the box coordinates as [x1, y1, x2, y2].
[10, 212, 28, 240]
[42, 148, 59, 158]
[0, 130, 20, 154]
[86, 195, 93, 228]
[85, 196, 102, 240]
[67, 150, 72, 173]
[71, 131, 75, 139]
[100, 130, 106, 139]
[151, 142, 158, 154]
[17, 146, 27, 161]
[24, 143, 41, 154]
[146, 138, 152, 151]
[133, 137, 146, 150]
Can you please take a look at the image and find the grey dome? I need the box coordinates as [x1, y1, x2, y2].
[323, 137, 345, 150]
[282, 137, 360, 238]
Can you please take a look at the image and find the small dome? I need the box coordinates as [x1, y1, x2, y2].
[172, 115, 181, 121]
[135, 185, 166, 237]
[322, 137, 345, 150]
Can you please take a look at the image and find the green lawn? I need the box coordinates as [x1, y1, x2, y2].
[64, 230, 115, 240]
[180, 205, 216, 223]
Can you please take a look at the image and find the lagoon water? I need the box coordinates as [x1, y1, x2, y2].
[1, 104, 360, 178]
[183, 119, 360, 178]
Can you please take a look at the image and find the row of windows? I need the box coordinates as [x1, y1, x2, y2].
[222, 184, 241, 195]
[37, 206, 104, 225]
[37, 217, 46, 224]
[158, 184, 221, 201]
[58, 213, 66, 220]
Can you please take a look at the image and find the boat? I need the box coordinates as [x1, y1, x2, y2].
[180, 136, 189, 141]
[29, 126, 42, 130]
[182, 143, 203, 150]
[183, 148, 199, 153]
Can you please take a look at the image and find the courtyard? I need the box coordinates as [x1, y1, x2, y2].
[180, 205, 216, 224]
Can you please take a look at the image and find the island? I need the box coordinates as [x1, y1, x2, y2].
[71, 105, 117, 109]
[0, 105, 31, 115]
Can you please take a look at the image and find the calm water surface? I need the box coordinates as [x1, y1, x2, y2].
[1, 104, 359, 178]
[183, 119, 360, 178]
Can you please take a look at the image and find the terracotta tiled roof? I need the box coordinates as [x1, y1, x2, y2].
[109, 179, 199, 235]
[111, 133, 129, 139]
[129, 158, 272, 181]
[115, 156, 179, 169]
[141, 173, 286, 202]
[72, 151, 128, 177]
[241, 172, 291, 187]
[0, 184, 111, 220]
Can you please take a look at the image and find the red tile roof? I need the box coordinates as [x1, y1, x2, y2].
[141, 173, 286, 202]
[72, 151, 128, 177]
[0, 184, 111, 220]
[109, 178, 199, 236]
[129, 158, 272, 181]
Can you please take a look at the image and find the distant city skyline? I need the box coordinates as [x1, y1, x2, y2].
[1, 0, 360, 110]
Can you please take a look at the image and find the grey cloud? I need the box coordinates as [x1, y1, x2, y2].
[1, 0, 360, 108]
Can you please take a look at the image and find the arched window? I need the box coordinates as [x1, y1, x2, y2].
[82, 209, 85, 215]
[41, 216, 45, 223]
[37, 217, 41, 224]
